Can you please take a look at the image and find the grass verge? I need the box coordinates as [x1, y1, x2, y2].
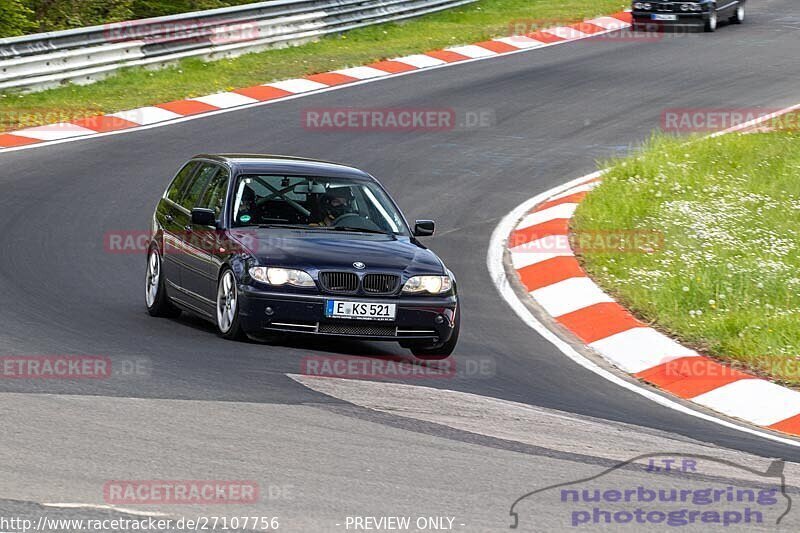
[573, 132, 800, 386]
[0, 0, 626, 131]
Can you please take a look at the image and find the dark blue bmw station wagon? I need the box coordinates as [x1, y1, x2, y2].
[146, 155, 459, 359]
[632, 0, 746, 32]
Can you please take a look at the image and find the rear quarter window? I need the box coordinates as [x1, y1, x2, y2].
[180, 163, 220, 209]
[198, 168, 231, 217]
[165, 161, 199, 204]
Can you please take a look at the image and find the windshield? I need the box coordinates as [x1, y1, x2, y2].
[230, 175, 408, 235]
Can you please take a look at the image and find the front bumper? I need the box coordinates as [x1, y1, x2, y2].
[238, 287, 458, 343]
[632, 11, 710, 28]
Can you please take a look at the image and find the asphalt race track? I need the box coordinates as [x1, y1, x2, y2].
[1, 1, 800, 530]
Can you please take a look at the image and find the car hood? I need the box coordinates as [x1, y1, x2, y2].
[229, 229, 445, 275]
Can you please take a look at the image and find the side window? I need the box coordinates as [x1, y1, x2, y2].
[166, 161, 198, 203]
[180, 163, 219, 210]
[198, 167, 230, 217]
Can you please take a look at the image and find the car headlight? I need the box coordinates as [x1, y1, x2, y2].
[249, 267, 315, 287]
[402, 275, 453, 295]
[633, 2, 644, 9]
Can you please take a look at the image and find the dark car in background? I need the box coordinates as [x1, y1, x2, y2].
[632, 0, 746, 32]
[145, 154, 459, 359]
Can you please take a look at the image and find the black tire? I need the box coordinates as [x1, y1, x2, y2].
[146, 246, 181, 318]
[730, 4, 745, 24]
[705, 7, 718, 32]
[216, 268, 246, 341]
[407, 309, 460, 360]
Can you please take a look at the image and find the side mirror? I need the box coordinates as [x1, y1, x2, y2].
[191, 208, 217, 227]
[413, 220, 435, 237]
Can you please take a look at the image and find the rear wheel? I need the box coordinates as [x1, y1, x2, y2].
[146, 247, 181, 318]
[730, 4, 745, 24]
[407, 309, 460, 360]
[216, 269, 246, 340]
[705, 7, 718, 32]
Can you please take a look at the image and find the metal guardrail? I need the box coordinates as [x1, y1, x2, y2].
[0, 0, 476, 92]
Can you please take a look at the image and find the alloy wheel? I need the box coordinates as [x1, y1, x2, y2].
[146, 250, 160, 308]
[217, 270, 238, 333]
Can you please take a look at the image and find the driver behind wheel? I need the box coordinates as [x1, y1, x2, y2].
[319, 187, 355, 226]
[235, 186, 258, 224]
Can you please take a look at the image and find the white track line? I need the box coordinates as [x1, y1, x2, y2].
[446, 45, 497, 58]
[108, 107, 182, 125]
[516, 203, 578, 230]
[531, 277, 611, 317]
[13, 123, 96, 140]
[588, 327, 699, 374]
[191, 92, 259, 108]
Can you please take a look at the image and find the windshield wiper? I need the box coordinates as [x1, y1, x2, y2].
[327, 226, 394, 235]
[257, 224, 394, 235]
[257, 224, 312, 230]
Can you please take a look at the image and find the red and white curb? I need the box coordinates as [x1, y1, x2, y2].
[0, 12, 632, 152]
[490, 105, 800, 444]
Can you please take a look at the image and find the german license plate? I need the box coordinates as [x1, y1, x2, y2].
[325, 300, 396, 321]
[652, 14, 678, 21]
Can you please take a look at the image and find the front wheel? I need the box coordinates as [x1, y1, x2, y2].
[406, 309, 460, 360]
[216, 269, 246, 340]
[146, 247, 181, 318]
[730, 4, 745, 24]
[705, 8, 718, 32]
